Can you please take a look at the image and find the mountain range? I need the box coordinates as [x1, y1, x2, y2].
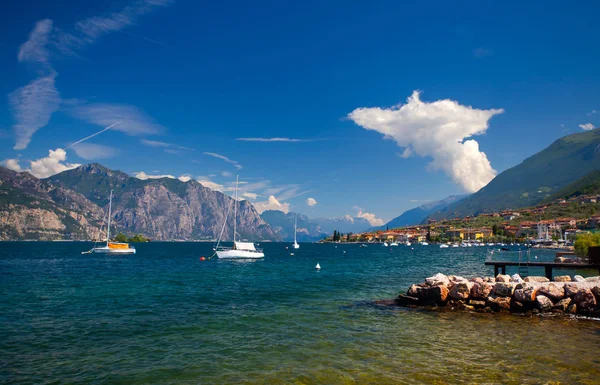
[429, 128, 600, 220]
[0, 163, 277, 241]
[378, 194, 468, 229]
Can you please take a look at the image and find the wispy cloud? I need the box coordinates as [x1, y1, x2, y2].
[69, 103, 165, 135]
[9, 72, 61, 150]
[18, 19, 53, 65]
[236, 137, 320, 142]
[141, 139, 193, 152]
[579, 123, 596, 131]
[203, 152, 243, 170]
[587, 110, 598, 117]
[71, 143, 118, 160]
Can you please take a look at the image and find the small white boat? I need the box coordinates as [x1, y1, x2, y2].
[316, 263, 321, 270]
[383, 242, 389, 247]
[405, 242, 412, 247]
[420, 242, 429, 246]
[292, 216, 300, 249]
[451, 243, 459, 248]
[360, 244, 368, 248]
[215, 176, 264, 259]
[83, 190, 136, 255]
[390, 242, 399, 246]
[439, 244, 449, 249]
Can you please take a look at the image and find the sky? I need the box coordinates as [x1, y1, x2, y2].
[1, 0, 599, 226]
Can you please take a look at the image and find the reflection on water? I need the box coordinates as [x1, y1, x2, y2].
[1, 242, 599, 384]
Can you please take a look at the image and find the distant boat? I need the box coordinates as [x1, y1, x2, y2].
[390, 242, 399, 246]
[83, 190, 136, 255]
[215, 176, 264, 259]
[420, 242, 429, 246]
[293, 216, 300, 249]
[316, 263, 321, 270]
[440, 244, 449, 249]
[360, 244, 368, 248]
[405, 242, 412, 246]
[451, 243, 459, 248]
[383, 242, 389, 247]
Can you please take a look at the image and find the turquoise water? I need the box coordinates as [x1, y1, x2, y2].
[2, 242, 599, 384]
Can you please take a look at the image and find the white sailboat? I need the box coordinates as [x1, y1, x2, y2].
[215, 176, 264, 259]
[84, 190, 136, 255]
[293, 216, 300, 249]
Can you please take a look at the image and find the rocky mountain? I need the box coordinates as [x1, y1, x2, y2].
[0, 163, 279, 241]
[311, 216, 372, 235]
[381, 194, 468, 229]
[429, 128, 600, 220]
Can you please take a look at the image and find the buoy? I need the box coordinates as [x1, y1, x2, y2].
[200, 257, 206, 261]
[316, 263, 321, 270]
[290, 253, 294, 256]
[343, 251, 346, 254]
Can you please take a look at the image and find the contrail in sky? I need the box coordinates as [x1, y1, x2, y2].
[67, 120, 122, 148]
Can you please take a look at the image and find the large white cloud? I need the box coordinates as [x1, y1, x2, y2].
[1, 158, 23, 172]
[579, 123, 595, 131]
[356, 210, 384, 226]
[306, 197, 317, 206]
[348, 91, 503, 193]
[8, 148, 81, 178]
[254, 195, 290, 214]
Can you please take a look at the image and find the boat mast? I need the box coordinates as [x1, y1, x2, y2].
[107, 189, 113, 245]
[294, 216, 297, 244]
[233, 176, 238, 244]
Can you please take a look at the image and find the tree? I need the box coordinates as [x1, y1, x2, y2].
[114, 233, 128, 242]
[574, 232, 600, 258]
[129, 234, 149, 242]
[492, 223, 499, 236]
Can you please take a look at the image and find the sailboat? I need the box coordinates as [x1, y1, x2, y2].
[215, 176, 265, 259]
[293, 216, 300, 249]
[84, 190, 136, 255]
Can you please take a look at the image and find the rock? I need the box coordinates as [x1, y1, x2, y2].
[574, 275, 585, 282]
[470, 277, 484, 284]
[419, 285, 449, 303]
[511, 274, 524, 283]
[395, 294, 420, 306]
[574, 288, 597, 310]
[494, 282, 515, 297]
[536, 295, 553, 312]
[484, 277, 496, 283]
[496, 274, 511, 283]
[456, 301, 475, 311]
[470, 282, 493, 299]
[468, 300, 487, 308]
[510, 300, 525, 313]
[514, 285, 537, 303]
[564, 283, 579, 297]
[585, 276, 600, 283]
[552, 298, 572, 312]
[448, 275, 468, 283]
[524, 276, 549, 283]
[566, 303, 577, 314]
[553, 275, 571, 282]
[407, 284, 422, 297]
[537, 283, 565, 301]
[592, 286, 600, 302]
[449, 282, 472, 300]
[425, 273, 450, 287]
[487, 296, 511, 312]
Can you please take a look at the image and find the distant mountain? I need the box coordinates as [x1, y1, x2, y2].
[260, 211, 327, 241]
[260, 211, 372, 241]
[545, 169, 600, 201]
[0, 163, 279, 241]
[429, 128, 600, 220]
[381, 195, 468, 229]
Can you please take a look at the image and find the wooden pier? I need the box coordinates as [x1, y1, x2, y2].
[484, 260, 600, 280]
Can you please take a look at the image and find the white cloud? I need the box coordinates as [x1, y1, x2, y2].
[203, 152, 243, 170]
[242, 192, 258, 200]
[2, 158, 23, 172]
[253, 195, 290, 214]
[197, 179, 225, 191]
[579, 123, 595, 131]
[356, 210, 385, 226]
[9, 72, 61, 150]
[344, 214, 355, 223]
[134, 171, 175, 180]
[307, 197, 318, 206]
[399, 147, 412, 158]
[18, 19, 53, 64]
[70, 103, 165, 135]
[71, 143, 118, 160]
[236, 137, 316, 142]
[588, 110, 598, 116]
[348, 91, 503, 193]
[140, 139, 193, 151]
[222, 171, 232, 177]
[29, 148, 80, 178]
[178, 175, 192, 182]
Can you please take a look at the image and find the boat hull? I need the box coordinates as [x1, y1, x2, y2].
[92, 247, 136, 254]
[292, 243, 300, 249]
[216, 249, 264, 259]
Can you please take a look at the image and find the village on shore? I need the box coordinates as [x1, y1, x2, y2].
[322, 194, 600, 247]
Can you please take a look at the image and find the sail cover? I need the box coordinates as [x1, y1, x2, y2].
[235, 242, 256, 251]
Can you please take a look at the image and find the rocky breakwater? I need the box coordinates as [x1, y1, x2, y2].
[396, 273, 600, 317]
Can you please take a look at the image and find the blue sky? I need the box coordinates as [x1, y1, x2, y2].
[1, 0, 599, 225]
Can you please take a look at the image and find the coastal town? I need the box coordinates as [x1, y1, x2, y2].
[324, 194, 600, 246]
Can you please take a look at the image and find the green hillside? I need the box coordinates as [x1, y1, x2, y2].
[545, 169, 600, 201]
[429, 128, 600, 219]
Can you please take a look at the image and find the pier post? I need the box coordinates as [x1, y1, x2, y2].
[544, 266, 553, 280]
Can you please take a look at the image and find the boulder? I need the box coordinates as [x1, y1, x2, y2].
[511, 274, 524, 283]
[484, 277, 496, 283]
[524, 276, 549, 283]
[574, 275, 586, 282]
[585, 276, 600, 283]
[470, 277, 484, 284]
[494, 282, 515, 297]
[536, 295, 553, 312]
[487, 296, 511, 311]
[537, 283, 565, 301]
[448, 275, 468, 283]
[456, 301, 475, 311]
[449, 282, 472, 300]
[592, 286, 600, 302]
[496, 274, 511, 283]
[564, 283, 580, 298]
[395, 294, 420, 306]
[574, 288, 597, 310]
[407, 284, 422, 297]
[470, 282, 493, 299]
[566, 303, 577, 314]
[425, 273, 450, 287]
[514, 285, 537, 303]
[468, 299, 487, 308]
[552, 298, 572, 312]
[510, 300, 525, 313]
[553, 275, 571, 282]
[419, 285, 449, 303]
